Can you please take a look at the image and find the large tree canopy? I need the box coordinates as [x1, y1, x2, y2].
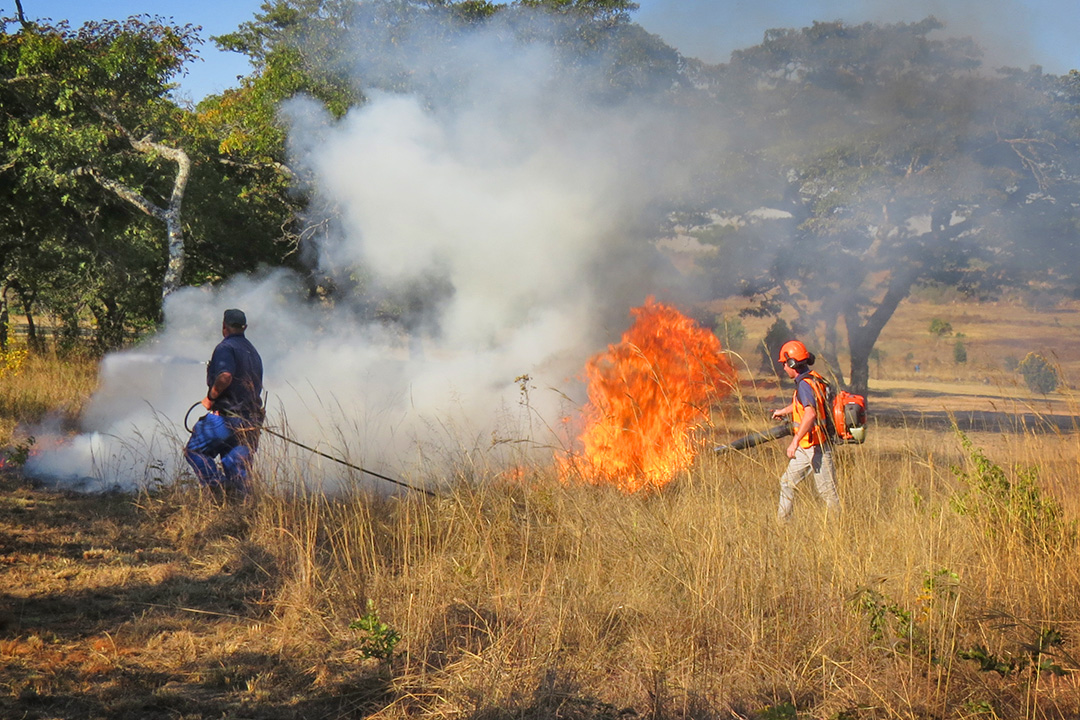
[202, 0, 681, 309]
[693, 19, 1080, 394]
[0, 13, 201, 346]
[1, 0, 675, 350]
[206, 0, 664, 166]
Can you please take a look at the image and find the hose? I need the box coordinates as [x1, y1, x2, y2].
[184, 402, 435, 497]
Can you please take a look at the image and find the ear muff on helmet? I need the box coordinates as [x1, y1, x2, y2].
[784, 353, 815, 369]
[778, 340, 814, 367]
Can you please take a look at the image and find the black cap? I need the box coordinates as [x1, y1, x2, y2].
[223, 308, 247, 328]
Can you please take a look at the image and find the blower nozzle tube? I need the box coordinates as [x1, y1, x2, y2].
[714, 423, 793, 453]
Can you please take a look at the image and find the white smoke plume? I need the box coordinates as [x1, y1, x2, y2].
[28, 10, 705, 492]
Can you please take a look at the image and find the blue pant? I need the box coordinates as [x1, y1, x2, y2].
[184, 413, 255, 493]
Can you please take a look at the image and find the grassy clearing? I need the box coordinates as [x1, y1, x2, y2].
[2, 306, 1080, 718]
[239, 426, 1080, 720]
[0, 345, 98, 447]
[715, 294, 1080, 397]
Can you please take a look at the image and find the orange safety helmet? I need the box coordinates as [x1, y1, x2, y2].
[778, 340, 814, 368]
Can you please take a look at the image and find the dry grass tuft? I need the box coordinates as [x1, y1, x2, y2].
[0, 346, 98, 446]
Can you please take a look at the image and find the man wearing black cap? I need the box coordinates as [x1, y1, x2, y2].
[183, 309, 264, 494]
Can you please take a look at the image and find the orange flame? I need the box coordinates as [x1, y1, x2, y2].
[560, 297, 736, 493]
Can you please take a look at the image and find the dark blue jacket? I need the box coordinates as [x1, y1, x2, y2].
[208, 333, 263, 420]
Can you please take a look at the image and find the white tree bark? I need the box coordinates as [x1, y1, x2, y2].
[76, 113, 191, 303]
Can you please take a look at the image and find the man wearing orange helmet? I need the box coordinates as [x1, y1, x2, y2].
[770, 340, 840, 520]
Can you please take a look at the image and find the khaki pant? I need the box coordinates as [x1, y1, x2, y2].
[778, 445, 839, 520]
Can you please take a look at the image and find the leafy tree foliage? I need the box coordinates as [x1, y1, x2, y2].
[0, 0, 676, 350]
[7, 1, 1080, 382]
[696, 19, 1080, 394]
[1017, 352, 1058, 394]
[0, 12, 201, 344]
[1, 11, 294, 350]
[207, 0, 656, 164]
[519, 0, 637, 23]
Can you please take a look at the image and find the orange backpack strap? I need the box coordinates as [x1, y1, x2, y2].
[805, 371, 836, 442]
[793, 372, 832, 446]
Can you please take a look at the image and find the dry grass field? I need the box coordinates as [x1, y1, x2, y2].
[717, 292, 1080, 429]
[2, 295, 1080, 719]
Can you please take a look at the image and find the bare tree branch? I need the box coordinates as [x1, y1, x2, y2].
[2, 74, 50, 85]
[74, 109, 192, 299]
[218, 156, 301, 183]
[72, 166, 166, 222]
[14, 0, 32, 30]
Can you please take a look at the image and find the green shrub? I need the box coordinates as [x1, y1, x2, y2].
[759, 317, 792, 374]
[349, 600, 401, 662]
[929, 317, 953, 336]
[1016, 352, 1058, 394]
[953, 340, 967, 364]
[855, 568, 960, 662]
[950, 430, 1072, 552]
[959, 626, 1067, 678]
[756, 702, 797, 720]
[2, 436, 35, 467]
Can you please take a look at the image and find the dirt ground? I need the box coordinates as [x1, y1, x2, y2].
[0, 478, 391, 719]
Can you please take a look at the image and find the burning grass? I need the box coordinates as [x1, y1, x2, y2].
[559, 298, 737, 493]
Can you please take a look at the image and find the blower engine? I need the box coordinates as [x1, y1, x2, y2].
[833, 390, 867, 444]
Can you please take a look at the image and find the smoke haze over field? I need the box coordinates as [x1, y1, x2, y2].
[26, 0, 1080, 101]
[636, 0, 1075, 74]
[24, 2, 1076, 490]
[28, 11, 711, 491]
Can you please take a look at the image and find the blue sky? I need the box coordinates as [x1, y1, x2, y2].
[18, 0, 1080, 102]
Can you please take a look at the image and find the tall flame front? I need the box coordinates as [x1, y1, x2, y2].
[560, 297, 737, 493]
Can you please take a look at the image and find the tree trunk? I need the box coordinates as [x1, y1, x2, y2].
[79, 111, 192, 310]
[841, 211, 972, 397]
[0, 284, 8, 352]
[156, 143, 190, 298]
[56, 310, 83, 356]
[844, 263, 921, 397]
[92, 295, 127, 353]
[13, 284, 44, 354]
